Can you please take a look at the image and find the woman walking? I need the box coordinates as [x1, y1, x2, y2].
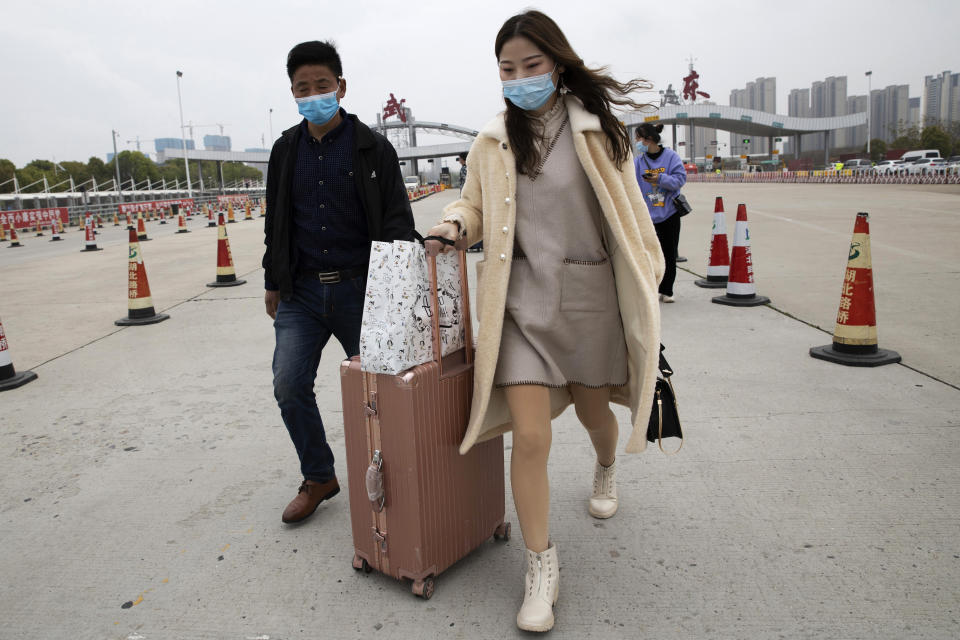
[428, 10, 663, 632]
[634, 123, 687, 302]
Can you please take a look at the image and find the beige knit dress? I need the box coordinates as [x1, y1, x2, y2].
[493, 99, 629, 388]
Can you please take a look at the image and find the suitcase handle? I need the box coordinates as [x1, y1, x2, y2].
[423, 236, 473, 377]
[366, 450, 385, 512]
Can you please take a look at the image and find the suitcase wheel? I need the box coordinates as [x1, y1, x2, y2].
[352, 553, 372, 574]
[493, 521, 511, 542]
[412, 577, 435, 600]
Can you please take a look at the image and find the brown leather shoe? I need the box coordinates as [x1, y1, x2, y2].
[282, 477, 340, 523]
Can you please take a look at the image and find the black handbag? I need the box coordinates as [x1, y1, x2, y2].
[646, 344, 683, 454]
[672, 193, 692, 217]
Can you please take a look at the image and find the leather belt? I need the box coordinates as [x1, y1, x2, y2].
[298, 265, 367, 284]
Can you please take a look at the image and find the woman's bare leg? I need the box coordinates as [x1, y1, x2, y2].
[504, 384, 552, 553]
[570, 384, 618, 466]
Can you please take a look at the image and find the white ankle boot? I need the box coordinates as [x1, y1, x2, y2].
[517, 543, 559, 632]
[589, 460, 618, 519]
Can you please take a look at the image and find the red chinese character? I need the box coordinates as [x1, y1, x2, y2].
[382, 93, 407, 123]
[682, 68, 710, 102]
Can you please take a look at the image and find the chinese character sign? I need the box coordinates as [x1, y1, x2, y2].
[682, 68, 710, 102]
[0, 207, 68, 230]
[382, 93, 407, 123]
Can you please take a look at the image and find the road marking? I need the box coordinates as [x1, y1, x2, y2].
[747, 207, 960, 269]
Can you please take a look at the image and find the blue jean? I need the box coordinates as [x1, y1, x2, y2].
[272, 274, 365, 482]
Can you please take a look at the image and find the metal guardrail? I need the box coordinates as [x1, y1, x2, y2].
[62, 191, 265, 226]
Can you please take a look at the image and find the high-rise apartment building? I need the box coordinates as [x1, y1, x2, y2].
[729, 77, 776, 155]
[689, 101, 719, 160]
[923, 71, 960, 127]
[909, 97, 921, 129]
[809, 76, 848, 148]
[871, 84, 910, 141]
[846, 95, 869, 150]
[203, 135, 232, 151]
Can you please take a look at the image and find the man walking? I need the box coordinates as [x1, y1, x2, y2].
[263, 40, 415, 524]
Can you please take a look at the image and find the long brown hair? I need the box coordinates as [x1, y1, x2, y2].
[495, 10, 652, 175]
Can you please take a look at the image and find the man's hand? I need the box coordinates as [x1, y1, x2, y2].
[265, 290, 280, 319]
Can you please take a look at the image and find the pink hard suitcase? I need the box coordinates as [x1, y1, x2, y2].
[340, 238, 509, 599]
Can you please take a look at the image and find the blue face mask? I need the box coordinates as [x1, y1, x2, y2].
[296, 87, 340, 126]
[636, 142, 648, 154]
[502, 66, 557, 111]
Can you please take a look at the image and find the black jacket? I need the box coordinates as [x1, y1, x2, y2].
[263, 114, 416, 299]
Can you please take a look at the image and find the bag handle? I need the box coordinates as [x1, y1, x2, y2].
[423, 235, 473, 376]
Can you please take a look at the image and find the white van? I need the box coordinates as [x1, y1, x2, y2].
[900, 149, 941, 163]
[403, 175, 420, 190]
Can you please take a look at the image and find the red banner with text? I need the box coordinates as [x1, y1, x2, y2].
[118, 199, 195, 215]
[0, 207, 69, 230]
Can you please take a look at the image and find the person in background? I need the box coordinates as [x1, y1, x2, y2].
[263, 40, 415, 525]
[428, 10, 662, 632]
[457, 151, 468, 192]
[634, 123, 686, 303]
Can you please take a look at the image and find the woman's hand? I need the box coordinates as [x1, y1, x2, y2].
[426, 221, 460, 253]
[642, 172, 659, 185]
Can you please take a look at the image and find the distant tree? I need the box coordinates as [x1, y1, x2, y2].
[87, 156, 113, 185]
[866, 139, 887, 164]
[0, 158, 15, 193]
[109, 150, 159, 186]
[920, 125, 952, 158]
[26, 159, 55, 172]
[14, 165, 45, 192]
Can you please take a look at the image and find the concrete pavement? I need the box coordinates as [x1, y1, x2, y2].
[0, 186, 958, 639]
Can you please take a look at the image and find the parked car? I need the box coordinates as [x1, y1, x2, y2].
[873, 159, 902, 175]
[843, 158, 872, 172]
[945, 156, 960, 174]
[907, 157, 948, 175]
[900, 149, 942, 163]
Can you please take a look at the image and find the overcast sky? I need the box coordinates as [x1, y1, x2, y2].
[2, 0, 957, 167]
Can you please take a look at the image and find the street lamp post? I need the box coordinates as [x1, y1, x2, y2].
[268, 108, 274, 144]
[865, 70, 873, 157]
[112, 129, 123, 201]
[176, 70, 193, 198]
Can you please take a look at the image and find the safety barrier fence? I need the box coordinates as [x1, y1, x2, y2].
[686, 171, 960, 185]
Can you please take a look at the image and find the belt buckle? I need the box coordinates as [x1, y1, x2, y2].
[317, 271, 340, 284]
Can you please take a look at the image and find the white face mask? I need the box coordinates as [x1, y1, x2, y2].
[502, 65, 557, 111]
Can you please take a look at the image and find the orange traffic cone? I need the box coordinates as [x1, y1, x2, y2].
[49, 221, 62, 241]
[115, 228, 169, 326]
[205, 203, 216, 227]
[96, 215, 104, 229]
[0, 317, 38, 391]
[227, 202, 236, 223]
[696, 196, 731, 288]
[35, 220, 44, 237]
[8, 225, 23, 247]
[57, 219, 65, 234]
[176, 212, 190, 233]
[136, 212, 150, 242]
[810, 212, 900, 366]
[712, 204, 770, 307]
[206, 213, 246, 287]
[113, 212, 120, 226]
[0, 222, 7, 242]
[244, 201, 253, 220]
[259, 198, 266, 218]
[158, 207, 168, 224]
[82, 215, 102, 251]
[125, 213, 133, 230]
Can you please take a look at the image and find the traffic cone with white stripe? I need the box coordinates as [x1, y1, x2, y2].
[206, 213, 246, 287]
[810, 212, 900, 367]
[244, 201, 253, 221]
[96, 215, 104, 229]
[259, 198, 266, 218]
[57, 219, 65, 234]
[712, 204, 770, 306]
[0, 317, 37, 391]
[35, 220, 44, 237]
[136, 212, 150, 242]
[49, 221, 62, 241]
[82, 215, 102, 252]
[227, 202, 237, 223]
[158, 207, 168, 224]
[205, 204, 216, 227]
[695, 196, 731, 289]
[176, 211, 190, 233]
[126, 213, 133, 230]
[113, 212, 120, 226]
[115, 228, 169, 326]
[8, 225, 23, 248]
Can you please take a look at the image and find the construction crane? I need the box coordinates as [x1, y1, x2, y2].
[126, 136, 158, 153]
[185, 122, 230, 139]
